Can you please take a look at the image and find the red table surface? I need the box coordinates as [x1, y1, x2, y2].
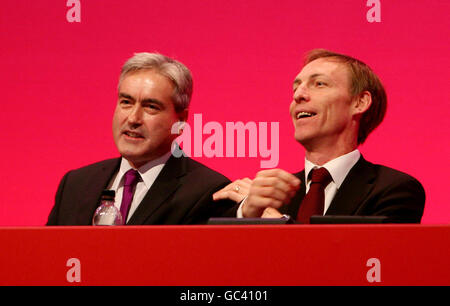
[0, 225, 449, 285]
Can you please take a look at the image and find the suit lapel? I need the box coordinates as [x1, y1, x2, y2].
[326, 156, 377, 215]
[281, 171, 306, 217]
[127, 154, 186, 225]
[78, 158, 121, 224]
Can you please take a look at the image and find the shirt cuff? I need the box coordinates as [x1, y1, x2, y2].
[236, 196, 248, 218]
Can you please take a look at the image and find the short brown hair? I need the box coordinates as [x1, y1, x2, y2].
[305, 49, 387, 144]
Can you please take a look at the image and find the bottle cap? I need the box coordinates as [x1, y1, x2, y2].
[101, 189, 115, 201]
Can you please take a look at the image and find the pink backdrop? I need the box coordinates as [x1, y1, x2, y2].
[1, 0, 449, 225]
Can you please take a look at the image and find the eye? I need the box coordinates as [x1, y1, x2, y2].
[293, 79, 301, 92]
[144, 103, 161, 111]
[315, 81, 327, 87]
[119, 99, 132, 106]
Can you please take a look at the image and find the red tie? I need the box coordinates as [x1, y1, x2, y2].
[297, 167, 332, 224]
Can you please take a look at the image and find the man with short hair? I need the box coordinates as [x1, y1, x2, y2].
[214, 49, 425, 223]
[47, 52, 234, 225]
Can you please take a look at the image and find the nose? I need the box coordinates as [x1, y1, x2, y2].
[128, 104, 143, 126]
[293, 83, 310, 103]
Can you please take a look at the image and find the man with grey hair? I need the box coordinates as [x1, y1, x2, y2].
[47, 52, 234, 225]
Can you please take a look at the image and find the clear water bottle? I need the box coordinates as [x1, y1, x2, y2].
[92, 190, 124, 226]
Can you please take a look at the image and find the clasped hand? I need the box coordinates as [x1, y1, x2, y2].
[213, 169, 301, 218]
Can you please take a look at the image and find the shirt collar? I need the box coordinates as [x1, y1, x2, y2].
[118, 151, 172, 188]
[304, 149, 361, 188]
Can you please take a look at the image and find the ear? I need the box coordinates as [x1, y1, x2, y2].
[352, 91, 372, 116]
[177, 109, 189, 122]
[175, 109, 189, 134]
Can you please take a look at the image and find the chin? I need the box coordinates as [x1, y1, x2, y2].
[121, 155, 150, 168]
[295, 132, 316, 148]
[294, 131, 310, 143]
[118, 147, 145, 160]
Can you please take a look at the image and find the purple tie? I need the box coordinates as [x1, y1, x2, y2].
[120, 169, 140, 223]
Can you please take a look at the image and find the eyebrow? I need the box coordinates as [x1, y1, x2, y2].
[118, 92, 134, 100]
[293, 73, 327, 87]
[118, 92, 165, 107]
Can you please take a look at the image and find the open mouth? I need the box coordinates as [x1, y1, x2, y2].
[123, 131, 144, 139]
[296, 111, 317, 119]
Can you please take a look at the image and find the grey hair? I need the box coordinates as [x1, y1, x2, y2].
[118, 52, 193, 113]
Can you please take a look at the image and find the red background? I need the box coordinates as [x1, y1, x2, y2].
[0, 0, 449, 225]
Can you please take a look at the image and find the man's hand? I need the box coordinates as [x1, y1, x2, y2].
[261, 207, 284, 218]
[243, 169, 300, 218]
[213, 178, 252, 203]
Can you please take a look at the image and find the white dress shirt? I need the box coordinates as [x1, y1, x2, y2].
[107, 152, 172, 222]
[304, 149, 360, 214]
[237, 149, 361, 217]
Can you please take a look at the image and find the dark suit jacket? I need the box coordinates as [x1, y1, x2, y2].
[47, 155, 235, 225]
[279, 156, 425, 223]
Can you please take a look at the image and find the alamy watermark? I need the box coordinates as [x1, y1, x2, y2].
[64, 256, 382, 284]
[171, 114, 279, 168]
[66, 0, 81, 23]
[366, 0, 381, 23]
[66, 1, 381, 24]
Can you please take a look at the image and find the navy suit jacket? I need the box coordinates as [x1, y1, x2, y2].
[47, 155, 235, 225]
